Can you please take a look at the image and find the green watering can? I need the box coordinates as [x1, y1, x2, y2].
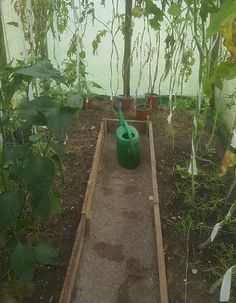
[113, 98, 141, 169]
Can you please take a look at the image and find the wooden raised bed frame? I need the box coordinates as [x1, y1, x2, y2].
[59, 118, 169, 303]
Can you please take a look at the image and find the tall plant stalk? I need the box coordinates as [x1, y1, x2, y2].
[71, 0, 81, 89]
[123, 0, 132, 97]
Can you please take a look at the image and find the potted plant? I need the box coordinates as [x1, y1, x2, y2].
[135, 101, 152, 120]
[116, 95, 133, 112]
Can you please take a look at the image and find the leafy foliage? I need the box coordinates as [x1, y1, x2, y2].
[0, 192, 21, 232]
[92, 30, 107, 55]
[10, 242, 37, 282]
[0, 58, 78, 284]
[16, 59, 66, 84]
[144, 0, 164, 30]
[23, 157, 55, 193]
[35, 241, 58, 265]
[207, 0, 236, 38]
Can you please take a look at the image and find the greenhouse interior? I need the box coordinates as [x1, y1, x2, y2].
[0, 0, 236, 302]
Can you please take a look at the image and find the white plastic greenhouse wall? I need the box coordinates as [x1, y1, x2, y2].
[1, 1, 235, 131]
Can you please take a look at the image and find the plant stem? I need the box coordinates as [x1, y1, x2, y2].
[0, 117, 7, 191]
[150, 31, 160, 95]
[43, 131, 53, 157]
[71, 0, 81, 89]
[225, 171, 236, 204]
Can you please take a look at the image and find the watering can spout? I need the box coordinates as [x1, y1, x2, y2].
[112, 97, 125, 127]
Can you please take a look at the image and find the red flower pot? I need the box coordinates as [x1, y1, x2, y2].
[118, 95, 133, 112]
[135, 104, 152, 120]
[145, 93, 158, 108]
[83, 97, 93, 110]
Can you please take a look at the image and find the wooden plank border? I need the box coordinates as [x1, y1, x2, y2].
[105, 118, 148, 125]
[60, 121, 106, 303]
[81, 120, 105, 218]
[149, 121, 169, 303]
[59, 119, 168, 303]
[59, 215, 86, 303]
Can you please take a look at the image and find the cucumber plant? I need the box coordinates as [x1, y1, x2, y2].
[0, 58, 83, 284]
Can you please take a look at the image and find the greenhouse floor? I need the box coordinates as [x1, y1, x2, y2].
[23, 100, 232, 303]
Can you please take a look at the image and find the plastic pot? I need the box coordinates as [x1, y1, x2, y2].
[135, 104, 152, 121]
[118, 95, 133, 112]
[83, 97, 93, 110]
[145, 93, 158, 108]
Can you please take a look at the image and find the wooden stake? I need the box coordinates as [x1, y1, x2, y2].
[149, 121, 159, 205]
[103, 118, 108, 135]
[154, 204, 169, 303]
[149, 121, 169, 303]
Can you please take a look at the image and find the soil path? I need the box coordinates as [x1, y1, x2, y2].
[72, 132, 160, 303]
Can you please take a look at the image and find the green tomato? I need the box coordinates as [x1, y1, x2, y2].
[132, 6, 142, 17]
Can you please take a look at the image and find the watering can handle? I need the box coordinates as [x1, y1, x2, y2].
[119, 111, 133, 143]
[124, 121, 133, 144]
[118, 109, 134, 153]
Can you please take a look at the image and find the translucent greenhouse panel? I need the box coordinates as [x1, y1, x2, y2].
[1, 0, 200, 97]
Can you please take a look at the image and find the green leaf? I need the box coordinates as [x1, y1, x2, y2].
[202, 76, 213, 99]
[80, 50, 86, 59]
[30, 192, 52, 217]
[52, 155, 65, 182]
[35, 241, 58, 265]
[92, 30, 107, 55]
[200, 1, 218, 23]
[5, 144, 31, 163]
[66, 93, 84, 109]
[3, 74, 24, 109]
[49, 190, 61, 211]
[21, 96, 75, 140]
[145, 0, 160, 15]
[23, 157, 55, 193]
[0, 191, 21, 232]
[91, 81, 103, 89]
[16, 59, 65, 84]
[132, 6, 143, 17]
[30, 190, 59, 217]
[9, 165, 24, 182]
[168, 3, 181, 16]
[149, 17, 161, 30]
[207, 0, 236, 38]
[10, 242, 36, 282]
[45, 107, 74, 142]
[145, 0, 163, 29]
[50, 142, 65, 157]
[29, 134, 43, 143]
[21, 96, 57, 127]
[211, 61, 236, 89]
[7, 21, 19, 27]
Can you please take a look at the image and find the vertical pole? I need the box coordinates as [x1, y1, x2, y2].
[123, 0, 132, 97]
[0, 4, 7, 107]
[0, 6, 7, 68]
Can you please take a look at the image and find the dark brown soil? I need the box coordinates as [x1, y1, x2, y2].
[9, 99, 235, 302]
